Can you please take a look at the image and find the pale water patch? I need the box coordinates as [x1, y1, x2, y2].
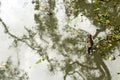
[0, 23, 18, 62]
[104, 49, 120, 80]
[0, 0, 35, 62]
[0, 0, 35, 35]
[19, 45, 64, 80]
[68, 14, 97, 35]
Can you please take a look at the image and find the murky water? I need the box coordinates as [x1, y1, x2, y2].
[0, 0, 119, 80]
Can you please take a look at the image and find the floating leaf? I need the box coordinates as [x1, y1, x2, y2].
[98, 14, 102, 17]
[106, 20, 110, 24]
[65, 27, 71, 32]
[35, 59, 41, 64]
[39, 6, 44, 10]
[94, 8, 100, 11]
[96, 45, 99, 48]
[73, 8, 78, 12]
[109, 43, 112, 47]
[65, 19, 70, 25]
[94, 16, 99, 20]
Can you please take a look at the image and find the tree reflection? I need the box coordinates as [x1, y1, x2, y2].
[1, 0, 120, 80]
[0, 57, 29, 80]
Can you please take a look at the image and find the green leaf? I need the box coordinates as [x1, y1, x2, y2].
[35, 59, 41, 64]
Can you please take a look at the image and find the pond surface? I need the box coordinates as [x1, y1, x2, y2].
[0, 0, 120, 80]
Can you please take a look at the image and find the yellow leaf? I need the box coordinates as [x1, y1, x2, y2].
[106, 20, 110, 24]
[65, 19, 70, 25]
[96, 45, 99, 48]
[74, 9, 78, 12]
[39, 6, 44, 10]
[109, 44, 112, 46]
[108, 56, 112, 60]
